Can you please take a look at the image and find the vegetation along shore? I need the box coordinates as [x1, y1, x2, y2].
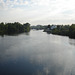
[44, 24, 75, 38]
[31, 24, 75, 39]
[0, 22, 75, 38]
[0, 22, 30, 35]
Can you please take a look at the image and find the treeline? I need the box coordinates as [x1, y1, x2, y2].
[0, 22, 30, 35]
[51, 24, 75, 38]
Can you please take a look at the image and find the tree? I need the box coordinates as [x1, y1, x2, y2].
[47, 25, 51, 29]
[0, 22, 30, 35]
[69, 24, 75, 38]
[23, 23, 30, 32]
[0, 22, 5, 34]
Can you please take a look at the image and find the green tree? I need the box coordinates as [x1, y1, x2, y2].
[23, 23, 30, 32]
[69, 24, 75, 38]
[0, 22, 5, 34]
[0, 22, 30, 35]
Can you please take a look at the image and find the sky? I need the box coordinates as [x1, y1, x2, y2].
[0, 0, 75, 25]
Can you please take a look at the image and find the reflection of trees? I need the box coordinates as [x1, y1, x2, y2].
[69, 39, 75, 46]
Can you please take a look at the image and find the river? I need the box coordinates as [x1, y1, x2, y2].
[0, 30, 75, 75]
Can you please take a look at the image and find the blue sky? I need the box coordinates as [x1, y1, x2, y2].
[0, 0, 75, 25]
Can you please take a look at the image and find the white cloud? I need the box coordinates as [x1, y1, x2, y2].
[0, 0, 6, 8]
[0, 0, 29, 9]
[0, 0, 75, 25]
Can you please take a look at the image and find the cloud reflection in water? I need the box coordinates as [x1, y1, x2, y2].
[0, 30, 75, 75]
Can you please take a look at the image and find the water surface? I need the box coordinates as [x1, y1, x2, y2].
[0, 30, 75, 75]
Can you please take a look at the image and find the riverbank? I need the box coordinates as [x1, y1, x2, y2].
[0, 22, 30, 35]
[44, 24, 75, 39]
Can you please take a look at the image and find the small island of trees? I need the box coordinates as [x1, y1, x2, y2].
[0, 22, 30, 35]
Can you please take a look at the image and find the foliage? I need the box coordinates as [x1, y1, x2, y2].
[0, 22, 30, 35]
[52, 25, 70, 36]
[51, 24, 75, 38]
[69, 24, 75, 38]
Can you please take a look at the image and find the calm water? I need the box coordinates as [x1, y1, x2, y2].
[0, 30, 75, 75]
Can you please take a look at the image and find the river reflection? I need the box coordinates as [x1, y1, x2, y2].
[0, 30, 75, 75]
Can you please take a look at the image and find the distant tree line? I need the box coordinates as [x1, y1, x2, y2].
[48, 24, 75, 38]
[51, 25, 69, 36]
[0, 22, 30, 35]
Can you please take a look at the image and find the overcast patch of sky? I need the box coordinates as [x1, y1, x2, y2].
[0, 0, 75, 25]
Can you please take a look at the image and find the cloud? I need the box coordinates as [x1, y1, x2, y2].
[0, 0, 75, 25]
[0, 0, 6, 8]
[0, 0, 29, 9]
